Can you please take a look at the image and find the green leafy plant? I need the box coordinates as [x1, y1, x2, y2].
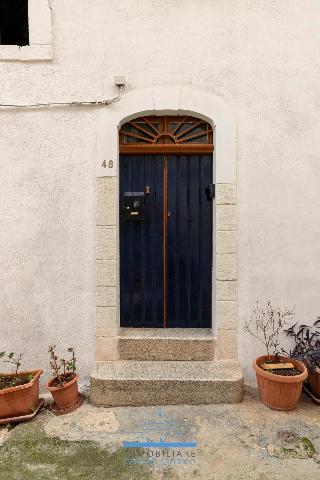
[0, 351, 34, 389]
[66, 347, 76, 373]
[282, 318, 320, 372]
[0, 351, 23, 376]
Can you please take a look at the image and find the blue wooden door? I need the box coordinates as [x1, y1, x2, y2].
[120, 154, 213, 328]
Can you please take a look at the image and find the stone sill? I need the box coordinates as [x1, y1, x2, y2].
[0, 44, 53, 61]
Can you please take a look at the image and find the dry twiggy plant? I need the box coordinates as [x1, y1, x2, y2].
[48, 345, 77, 387]
[244, 300, 295, 357]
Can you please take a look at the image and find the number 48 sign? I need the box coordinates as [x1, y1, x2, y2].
[102, 160, 114, 169]
[99, 159, 116, 177]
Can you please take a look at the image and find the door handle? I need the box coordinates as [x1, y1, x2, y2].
[206, 184, 215, 200]
[167, 210, 174, 218]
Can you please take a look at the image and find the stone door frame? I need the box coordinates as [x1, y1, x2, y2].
[95, 86, 238, 361]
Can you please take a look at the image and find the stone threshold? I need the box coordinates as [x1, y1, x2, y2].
[90, 359, 244, 406]
[118, 328, 215, 361]
[119, 327, 215, 339]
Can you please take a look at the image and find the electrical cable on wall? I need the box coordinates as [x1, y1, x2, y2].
[0, 84, 124, 109]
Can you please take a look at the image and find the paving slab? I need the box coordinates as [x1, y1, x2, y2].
[0, 387, 319, 480]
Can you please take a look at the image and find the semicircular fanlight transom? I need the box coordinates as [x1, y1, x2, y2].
[120, 116, 213, 149]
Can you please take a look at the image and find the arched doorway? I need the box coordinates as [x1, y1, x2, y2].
[119, 115, 214, 328]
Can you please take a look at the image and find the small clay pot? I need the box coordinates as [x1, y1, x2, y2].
[0, 369, 43, 420]
[46, 373, 80, 411]
[308, 367, 320, 399]
[253, 355, 308, 411]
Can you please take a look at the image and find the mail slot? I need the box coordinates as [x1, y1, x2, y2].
[121, 192, 145, 220]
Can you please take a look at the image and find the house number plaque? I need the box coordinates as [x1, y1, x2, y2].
[98, 159, 116, 177]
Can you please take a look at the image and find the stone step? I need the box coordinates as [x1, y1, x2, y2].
[90, 360, 244, 406]
[118, 328, 215, 361]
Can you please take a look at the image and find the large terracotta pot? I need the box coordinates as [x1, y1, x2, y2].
[46, 373, 79, 410]
[253, 355, 308, 411]
[0, 369, 43, 419]
[308, 367, 320, 399]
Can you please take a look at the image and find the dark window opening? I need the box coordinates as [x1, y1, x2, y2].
[0, 0, 29, 46]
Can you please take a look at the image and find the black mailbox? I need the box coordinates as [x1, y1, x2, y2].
[121, 192, 145, 220]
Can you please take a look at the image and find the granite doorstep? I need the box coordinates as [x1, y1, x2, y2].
[90, 360, 244, 406]
[118, 328, 215, 360]
[118, 338, 214, 361]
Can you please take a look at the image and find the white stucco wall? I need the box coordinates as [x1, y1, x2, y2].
[1, 0, 320, 384]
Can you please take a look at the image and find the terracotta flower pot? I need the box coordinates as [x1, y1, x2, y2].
[0, 369, 43, 420]
[308, 367, 320, 399]
[253, 355, 308, 411]
[46, 373, 80, 411]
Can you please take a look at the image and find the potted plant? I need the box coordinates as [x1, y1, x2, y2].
[283, 319, 320, 399]
[0, 351, 43, 422]
[46, 345, 82, 415]
[244, 301, 308, 411]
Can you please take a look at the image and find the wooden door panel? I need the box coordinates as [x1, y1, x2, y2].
[166, 155, 213, 328]
[120, 154, 164, 327]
